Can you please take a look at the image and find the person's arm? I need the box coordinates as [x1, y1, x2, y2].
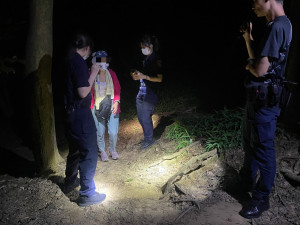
[140, 72, 163, 82]
[131, 59, 163, 82]
[77, 63, 100, 98]
[110, 69, 121, 114]
[131, 71, 163, 82]
[242, 22, 255, 59]
[242, 21, 270, 78]
[245, 56, 270, 78]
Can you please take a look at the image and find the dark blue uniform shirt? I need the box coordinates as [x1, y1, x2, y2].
[65, 52, 92, 109]
[257, 15, 292, 79]
[64, 51, 96, 134]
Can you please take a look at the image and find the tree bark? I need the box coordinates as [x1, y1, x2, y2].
[25, 0, 63, 176]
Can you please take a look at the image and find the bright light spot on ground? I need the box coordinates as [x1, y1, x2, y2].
[94, 180, 115, 200]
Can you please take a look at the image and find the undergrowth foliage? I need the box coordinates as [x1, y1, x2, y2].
[166, 107, 245, 151]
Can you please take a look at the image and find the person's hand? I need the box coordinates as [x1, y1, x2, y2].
[111, 101, 119, 114]
[245, 63, 251, 71]
[130, 70, 138, 80]
[240, 21, 253, 41]
[91, 63, 100, 75]
[131, 70, 146, 80]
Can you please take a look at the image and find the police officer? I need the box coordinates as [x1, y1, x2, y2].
[63, 33, 106, 206]
[239, 0, 292, 219]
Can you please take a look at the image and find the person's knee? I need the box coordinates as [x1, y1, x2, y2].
[108, 130, 118, 136]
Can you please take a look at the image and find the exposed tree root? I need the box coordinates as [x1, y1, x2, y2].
[148, 141, 202, 168]
[148, 147, 188, 168]
[172, 197, 201, 209]
[160, 149, 218, 199]
[280, 168, 300, 185]
[173, 205, 197, 224]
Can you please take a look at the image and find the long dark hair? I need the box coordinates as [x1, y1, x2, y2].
[140, 34, 159, 52]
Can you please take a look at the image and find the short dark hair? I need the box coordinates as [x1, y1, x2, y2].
[72, 33, 94, 50]
[140, 34, 160, 52]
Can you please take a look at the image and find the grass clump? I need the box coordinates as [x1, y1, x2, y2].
[165, 123, 193, 150]
[166, 107, 244, 152]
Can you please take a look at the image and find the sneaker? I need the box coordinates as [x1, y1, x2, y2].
[100, 151, 109, 162]
[62, 177, 80, 194]
[110, 150, 119, 160]
[77, 192, 106, 207]
[239, 197, 270, 219]
[140, 138, 156, 150]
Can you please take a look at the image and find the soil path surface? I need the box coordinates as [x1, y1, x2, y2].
[57, 115, 251, 225]
[1, 113, 300, 225]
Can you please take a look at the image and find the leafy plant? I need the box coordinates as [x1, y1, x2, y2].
[166, 122, 193, 150]
[166, 107, 245, 152]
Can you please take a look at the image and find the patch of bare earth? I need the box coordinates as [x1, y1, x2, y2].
[0, 113, 300, 225]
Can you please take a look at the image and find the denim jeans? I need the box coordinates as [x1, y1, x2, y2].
[136, 96, 155, 142]
[241, 102, 280, 200]
[92, 107, 119, 152]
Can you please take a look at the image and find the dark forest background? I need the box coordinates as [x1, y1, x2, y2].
[0, 0, 298, 131]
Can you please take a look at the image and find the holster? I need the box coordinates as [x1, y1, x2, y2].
[246, 80, 282, 108]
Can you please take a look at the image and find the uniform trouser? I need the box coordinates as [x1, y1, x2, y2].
[241, 102, 280, 200]
[136, 96, 155, 142]
[65, 109, 98, 197]
[92, 107, 119, 152]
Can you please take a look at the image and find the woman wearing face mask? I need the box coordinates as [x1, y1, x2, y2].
[90, 50, 121, 162]
[131, 34, 163, 150]
[63, 33, 106, 206]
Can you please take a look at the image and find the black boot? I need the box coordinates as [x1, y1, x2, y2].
[239, 197, 270, 219]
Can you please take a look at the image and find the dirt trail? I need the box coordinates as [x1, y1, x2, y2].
[59, 116, 251, 225]
[1, 113, 300, 225]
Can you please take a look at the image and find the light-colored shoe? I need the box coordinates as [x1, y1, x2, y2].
[110, 150, 119, 160]
[100, 151, 109, 162]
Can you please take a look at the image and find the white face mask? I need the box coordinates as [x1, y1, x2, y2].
[99, 62, 109, 70]
[83, 47, 90, 60]
[141, 47, 151, 56]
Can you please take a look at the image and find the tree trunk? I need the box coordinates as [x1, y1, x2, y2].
[25, 0, 63, 176]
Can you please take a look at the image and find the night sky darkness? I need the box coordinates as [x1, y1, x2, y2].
[1, 0, 272, 111]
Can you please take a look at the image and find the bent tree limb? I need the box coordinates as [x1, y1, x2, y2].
[161, 149, 218, 199]
[280, 168, 300, 185]
[148, 146, 189, 168]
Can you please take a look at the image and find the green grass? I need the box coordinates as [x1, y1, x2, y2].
[165, 123, 193, 150]
[166, 107, 244, 152]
